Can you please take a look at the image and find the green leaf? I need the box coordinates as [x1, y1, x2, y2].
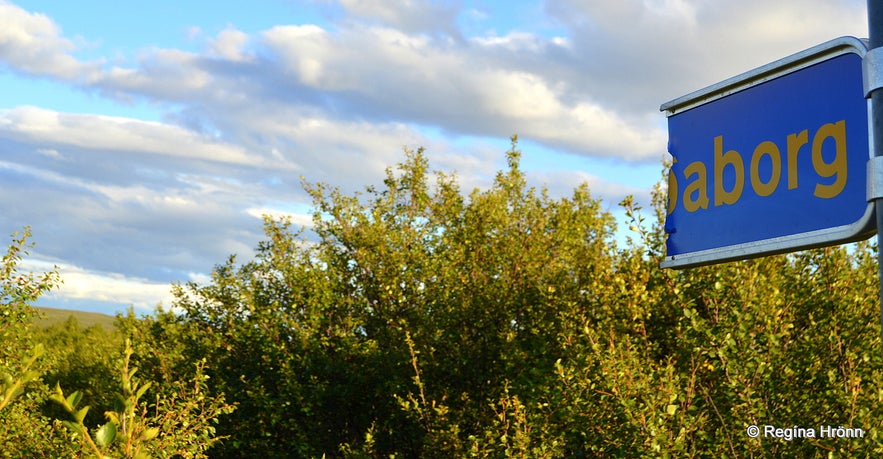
[29, 343, 45, 359]
[74, 406, 90, 423]
[62, 420, 84, 435]
[141, 427, 159, 441]
[95, 422, 117, 447]
[666, 404, 678, 416]
[66, 390, 83, 409]
[49, 392, 66, 407]
[134, 381, 152, 401]
[113, 393, 127, 412]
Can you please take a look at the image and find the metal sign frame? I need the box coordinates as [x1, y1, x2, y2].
[660, 36, 876, 269]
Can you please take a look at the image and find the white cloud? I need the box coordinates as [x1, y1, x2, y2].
[36, 147, 62, 159]
[261, 24, 335, 87]
[0, 1, 100, 79]
[22, 257, 175, 311]
[544, 0, 867, 113]
[0, 3, 669, 161]
[337, 0, 461, 36]
[57, 267, 175, 310]
[0, 111, 275, 285]
[0, 106, 283, 168]
[98, 48, 215, 100]
[257, 22, 662, 160]
[209, 28, 252, 62]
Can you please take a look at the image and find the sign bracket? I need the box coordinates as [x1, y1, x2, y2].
[863, 46, 883, 97]
[867, 0, 883, 353]
[867, 157, 883, 201]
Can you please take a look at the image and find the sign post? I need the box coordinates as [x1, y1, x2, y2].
[867, 0, 883, 350]
[660, 37, 876, 269]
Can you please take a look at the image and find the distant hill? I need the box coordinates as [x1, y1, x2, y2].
[32, 306, 117, 330]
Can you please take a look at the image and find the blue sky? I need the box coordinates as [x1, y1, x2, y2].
[0, 0, 870, 314]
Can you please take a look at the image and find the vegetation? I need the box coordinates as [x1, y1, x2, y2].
[2, 138, 883, 457]
[0, 229, 233, 458]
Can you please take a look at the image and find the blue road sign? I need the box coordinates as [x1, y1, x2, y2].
[661, 36, 875, 268]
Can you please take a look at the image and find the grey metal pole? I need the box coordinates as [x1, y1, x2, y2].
[870, 0, 883, 349]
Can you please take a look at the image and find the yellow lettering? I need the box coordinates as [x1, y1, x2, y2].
[750, 141, 782, 197]
[667, 157, 678, 215]
[786, 130, 808, 190]
[683, 161, 708, 212]
[811, 120, 847, 199]
[713, 136, 744, 206]
[674, 120, 850, 214]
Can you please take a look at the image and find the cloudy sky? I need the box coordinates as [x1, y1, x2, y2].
[0, 0, 869, 314]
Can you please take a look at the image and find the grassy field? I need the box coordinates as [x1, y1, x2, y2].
[33, 306, 116, 329]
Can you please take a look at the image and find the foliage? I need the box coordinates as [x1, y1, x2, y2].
[0, 227, 60, 367]
[154, 138, 883, 458]
[0, 229, 233, 458]
[51, 339, 235, 459]
[0, 227, 69, 457]
[35, 317, 122, 428]
[5, 139, 883, 457]
[0, 344, 44, 412]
